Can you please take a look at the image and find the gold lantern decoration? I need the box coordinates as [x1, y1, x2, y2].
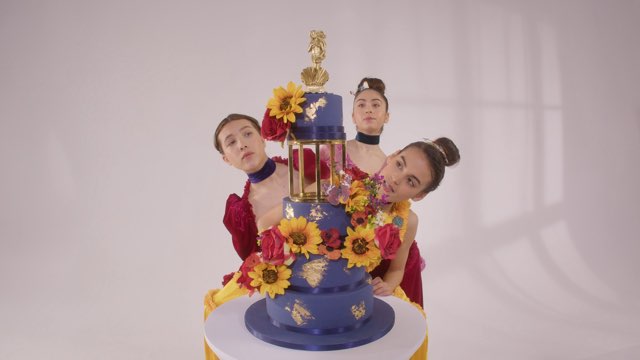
[288, 30, 345, 202]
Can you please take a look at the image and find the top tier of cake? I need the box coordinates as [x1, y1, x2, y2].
[292, 93, 345, 141]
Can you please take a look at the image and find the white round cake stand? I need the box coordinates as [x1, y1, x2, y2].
[204, 295, 427, 360]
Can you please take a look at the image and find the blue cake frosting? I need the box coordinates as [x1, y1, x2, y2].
[244, 198, 395, 350]
[266, 199, 373, 332]
[291, 92, 345, 141]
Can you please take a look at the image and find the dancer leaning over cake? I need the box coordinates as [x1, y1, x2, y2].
[250, 137, 458, 360]
[321, 77, 427, 307]
[370, 138, 459, 306]
[353, 137, 458, 360]
[279, 134, 460, 309]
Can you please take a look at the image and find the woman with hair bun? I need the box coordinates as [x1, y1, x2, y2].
[370, 138, 460, 307]
[253, 136, 459, 360]
[258, 135, 461, 308]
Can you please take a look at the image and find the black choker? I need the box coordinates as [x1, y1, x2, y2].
[355, 132, 380, 145]
[247, 158, 276, 183]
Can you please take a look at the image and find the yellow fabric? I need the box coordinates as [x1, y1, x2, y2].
[386, 199, 411, 241]
[203, 289, 220, 360]
[393, 287, 428, 360]
[204, 274, 428, 360]
[204, 272, 249, 360]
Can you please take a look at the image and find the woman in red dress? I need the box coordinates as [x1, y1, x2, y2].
[369, 138, 460, 310]
[213, 113, 322, 274]
[214, 113, 290, 262]
[205, 113, 323, 360]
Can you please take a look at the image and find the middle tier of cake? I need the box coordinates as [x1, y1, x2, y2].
[265, 199, 375, 333]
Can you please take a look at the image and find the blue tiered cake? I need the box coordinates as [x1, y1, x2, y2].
[244, 84, 395, 350]
[244, 203, 395, 350]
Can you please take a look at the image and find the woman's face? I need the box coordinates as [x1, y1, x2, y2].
[352, 89, 389, 135]
[378, 146, 432, 203]
[218, 119, 267, 173]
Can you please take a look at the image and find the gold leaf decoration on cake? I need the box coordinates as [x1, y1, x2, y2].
[285, 299, 315, 326]
[304, 96, 327, 122]
[299, 257, 328, 287]
[351, 301, 367, 320]
[301, 67, 329, 92]
[308, 204, 328, 221]
[285, 203, 295, 219]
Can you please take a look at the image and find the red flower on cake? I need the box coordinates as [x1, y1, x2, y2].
[374, 223, 402, 260]
[237, 252, 262, 293]
[319, 244, 342, 260]
[320, 228, 341, 248]
[350, 211, 369, 228]
[319, 228, 341, 260]
[261, 109, 291, 142]
[260, 226, 295, 266]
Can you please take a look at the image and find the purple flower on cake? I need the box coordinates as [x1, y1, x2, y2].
[324, 182, 351, 206]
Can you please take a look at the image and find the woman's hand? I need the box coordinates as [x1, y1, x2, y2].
[371, 276, 394, 296]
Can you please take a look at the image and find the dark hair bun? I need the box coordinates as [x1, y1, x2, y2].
[434, 137, 460, 166]
[357, 77, 386, 95]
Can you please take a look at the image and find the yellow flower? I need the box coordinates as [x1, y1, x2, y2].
[249, 262, 292, 298]
[278, 216, 322, 259]
[346, 180, 369, 213]
[383, 200, 411, 240]
[267, 81, 306, 124]
[342, 225, 380, 271]
[396, 199, 411, 213]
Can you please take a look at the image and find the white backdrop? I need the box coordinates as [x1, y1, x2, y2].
[1, 0, 639, 359]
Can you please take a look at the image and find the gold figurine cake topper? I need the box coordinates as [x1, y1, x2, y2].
[301, 30, 329, 92]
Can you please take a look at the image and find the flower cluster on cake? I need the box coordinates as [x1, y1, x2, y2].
[236, 159, 409, 298]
